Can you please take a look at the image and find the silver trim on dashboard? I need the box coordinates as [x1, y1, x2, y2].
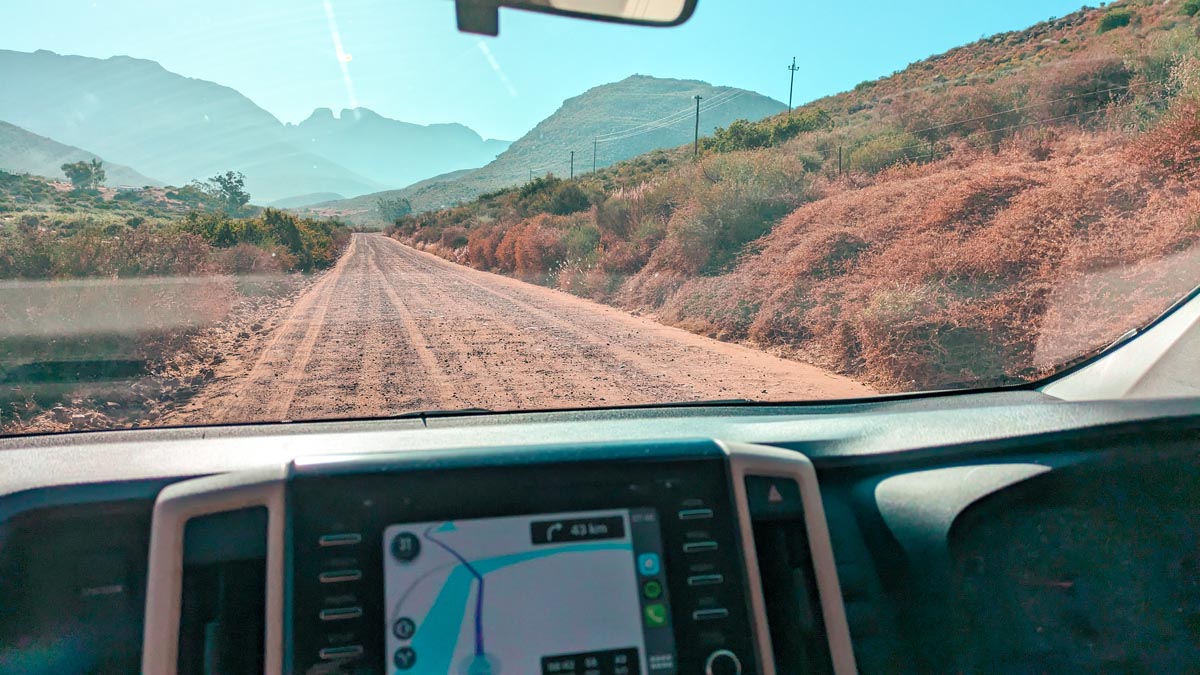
[141, 465, 288, 675]
[719, 440, 859, 675]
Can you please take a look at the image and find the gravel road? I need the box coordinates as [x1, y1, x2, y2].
[172, 233, 874, 424]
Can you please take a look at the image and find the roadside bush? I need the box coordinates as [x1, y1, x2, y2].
[1097, 8, 1134, 34]
[849, 132, 927, 173]
[702, 109, 833, 153]
[562, 222, 602, 264]
[548, 183, 591, 215]
[1039, 55, 1134, 121]
[1130, 96, 1200, 181]
[1184, 0, 1200, 17]
[440, 226, 469, 249]
[183, 209, 349, 272]
[211, 243, 294, 275]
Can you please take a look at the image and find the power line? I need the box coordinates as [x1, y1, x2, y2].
[596, 91, 745, 144]
[595, 89, 742, 142]
[595, 91, 735, 140]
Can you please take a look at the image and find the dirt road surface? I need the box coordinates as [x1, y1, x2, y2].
[170, 233, 874, 424]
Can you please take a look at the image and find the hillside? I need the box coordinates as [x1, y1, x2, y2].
[313, 76, 786, 222]
[0, 121, 160, 187]
[386, 0, 1200, 393]
[0, 50, 505, 204]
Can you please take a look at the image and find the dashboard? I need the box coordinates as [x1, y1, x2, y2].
[0, 391, 1197, 674]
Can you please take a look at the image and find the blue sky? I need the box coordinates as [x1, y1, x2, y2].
[1, 0, 1089, 140]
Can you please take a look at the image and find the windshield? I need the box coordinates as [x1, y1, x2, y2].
[1, 0, 1197, 434]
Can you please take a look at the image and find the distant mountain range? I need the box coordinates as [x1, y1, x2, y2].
[289, 108, 510, 191]
[311, 76, 787, 219]
[0, 51, 782, 210]
[0, 121, 160, 187]
[0, 50, 509, 204]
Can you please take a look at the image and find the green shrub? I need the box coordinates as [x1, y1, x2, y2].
[562, 223, 602, 263]
[849, 132, 927, 173]
[548, 183, 591, 215]
[702, 109, 833, 153]
[1183, 0, 1200, 16]
[1097, 8, 1133, 33]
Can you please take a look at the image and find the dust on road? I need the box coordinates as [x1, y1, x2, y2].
[170, 233, 875, 424]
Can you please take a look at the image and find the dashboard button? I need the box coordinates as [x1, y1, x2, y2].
[319, 645, 364, 660]
[745, 476, 804, 519]
[678, 508, 714, 521]
[319, 606, 363, 621]
[318, 533, 362, 547]
[692, 608, 730, 621]
[704, 649, 742, 675]
[319, 569, 363, 583]
[687, 574, 724, 586]
[683, 541, 718, 553]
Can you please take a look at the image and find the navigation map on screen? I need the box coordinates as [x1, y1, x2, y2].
[382, 508, 677, 675]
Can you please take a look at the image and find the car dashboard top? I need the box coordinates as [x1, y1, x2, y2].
[0, 391, 1197, 675]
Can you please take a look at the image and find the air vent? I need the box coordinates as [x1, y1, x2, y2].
[745, 476, 833, 675]
[177, 508, 268, 675]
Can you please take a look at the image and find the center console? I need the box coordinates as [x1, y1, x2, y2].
[142, 440, 856, 675]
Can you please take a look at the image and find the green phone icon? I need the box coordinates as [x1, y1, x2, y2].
[644, 603, 668, 627]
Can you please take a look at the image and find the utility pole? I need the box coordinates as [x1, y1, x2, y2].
[593, 139, 598, 173]
[570, 151, 575, 179]
[693, 95, 702, 159]
[787, 57, 800, 110]
[529, 169, 533, 182]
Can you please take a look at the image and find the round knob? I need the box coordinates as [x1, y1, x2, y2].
[704, 649, 742, 675]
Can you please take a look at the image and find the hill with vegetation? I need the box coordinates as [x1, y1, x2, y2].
[386, 0, 1200, 393]
[0, 121, 160, 187]
[309, 75, 786, 224]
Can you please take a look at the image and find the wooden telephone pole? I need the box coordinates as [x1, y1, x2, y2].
[693, 95, 702, 159]
[787, 57, 800, 110]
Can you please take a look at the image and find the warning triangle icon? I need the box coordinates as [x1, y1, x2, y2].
[767, 484, 784, 504]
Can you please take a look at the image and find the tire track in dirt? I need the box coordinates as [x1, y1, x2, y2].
[176, 233, 876, 424]
[369, 241, 457, 407]
[366, 236, 661, 409]
[384, 243, 710, 400]
[211, 236, 358, 422]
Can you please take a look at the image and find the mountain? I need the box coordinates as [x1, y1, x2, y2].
[287, 108, 509, 189]
[0, 121, 160, 187]
[0, 50, 504, 204]
[314, 76, 786, 219]
[266, 192, 347, 209]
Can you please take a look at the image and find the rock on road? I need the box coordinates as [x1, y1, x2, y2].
[172, 233, 874, 424]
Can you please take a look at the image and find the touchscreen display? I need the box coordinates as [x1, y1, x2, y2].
[382, 508, 678, 675]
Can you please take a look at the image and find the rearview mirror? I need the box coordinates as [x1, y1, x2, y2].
[455, 0, 698, 36]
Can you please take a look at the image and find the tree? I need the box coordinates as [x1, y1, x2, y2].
[204, 171, 251, 213]
[61, 159, 106, 190]
[376, 196, 413, 222]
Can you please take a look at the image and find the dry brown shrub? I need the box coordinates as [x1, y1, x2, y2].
[1129, 96, 1200, 181]
[646, 128, 1199, 390]
[211, 243, 292, 275]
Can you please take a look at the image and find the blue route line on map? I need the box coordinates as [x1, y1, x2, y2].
[423, 523, 486, 656]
